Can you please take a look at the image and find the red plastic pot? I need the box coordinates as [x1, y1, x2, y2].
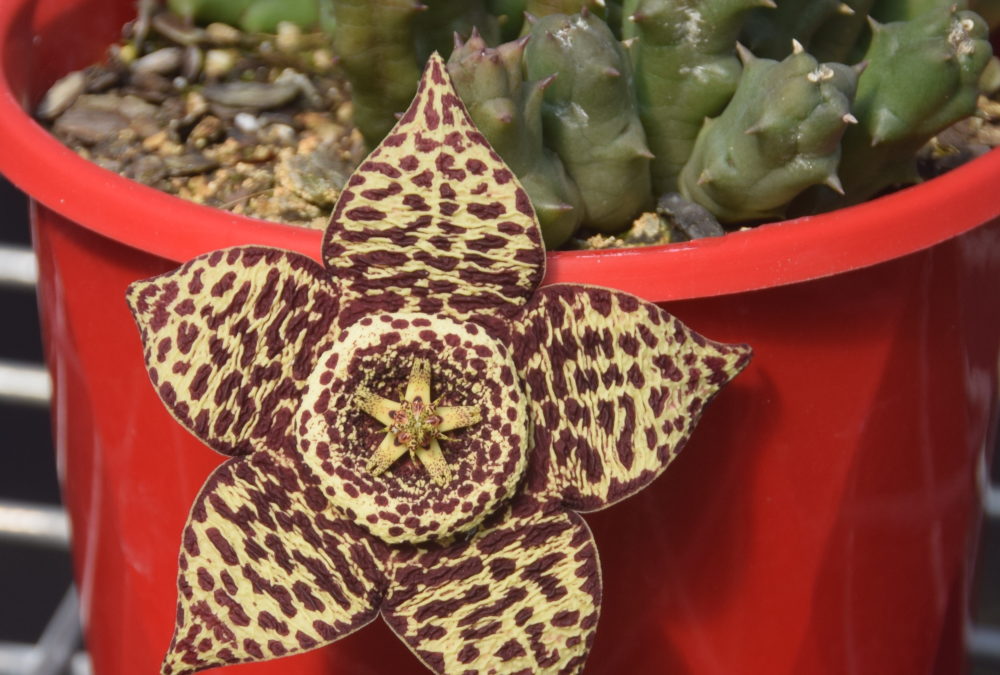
[3, 0, 1000, 673]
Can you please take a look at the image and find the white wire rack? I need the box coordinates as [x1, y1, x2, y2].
[0, 243, 90, 675]
[0, 235, 998, 673]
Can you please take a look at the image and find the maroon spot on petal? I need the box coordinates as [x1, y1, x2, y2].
[416, 623, 447, 641]
[418, 650, 446, 671]
[443, 130, 465, 151]
[412, 170, 433, 188]
[551, 609, 580, 627]
[403, 194, 430, 211]
[313, 620, 339, 640]
[399, 154, 419, 170]
[460, 620, 501, 641]
[360, 161, 402, 178]
[457, 644, 480, 664]
[514, 607, 533, 626]
[495, 638, 526, 661]
[175, 298, 195, 316]
[257, 610, 285, 633]
[189, 364, 212, 401]
[514, 188, 532, 216]
[361, 183, 403, 201]
[196, 567, 214, 591]
[415, 132, 440, 152]
[497, 221, 524, 235]
[206, 528, 239, 565]
[211, 272, 236, 297]
[346, 206, 386, 221]
[467, 202, 505, 220]
[488, 557, 516, 581]
[243, 638, 264, 659]
[429, 58, 446, 84]
[296, 631, 318, 650]
[492, 168, 513, 184]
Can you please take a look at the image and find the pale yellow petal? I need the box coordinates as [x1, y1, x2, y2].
[356, 388, 400, 427]
[436, 405, 482, 433]
[415, 438, 451, 487]
[405, 358, 432, 405]
[367, 432, 409, 477]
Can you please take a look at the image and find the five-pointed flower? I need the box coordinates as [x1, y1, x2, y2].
[127, 54, 751, 675]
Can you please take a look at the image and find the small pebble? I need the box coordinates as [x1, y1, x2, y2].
[276, 22, 303, 53]
[53, 105, 129, 144]
[132, 47, 182, 75]
[36, 70, 86, 120]
[275, 145, 349, 207]
[205, 22, 242, 46]
[234, 112, 260, 133]
[124, 154, 167, 185]
[181, 46, 204, 81]
[203, 80, 300, 109]
[151, 11, 206, 46]
[188, 115, 225, 147]
[163, 153, 219, 177]
[203, 49, 238, 79]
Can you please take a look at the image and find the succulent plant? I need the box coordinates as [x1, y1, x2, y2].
[679, 43, 859, 222]
[447, 31, 585, 247]
[740, 0, 876, 61]
[524, 12, 653, 232]
[130, 55, 750, 675]
[625, 0, 771, 195]
[330, 0, 424, 144]
[830, 6, 993, 205]
[163, 0, 995, 245]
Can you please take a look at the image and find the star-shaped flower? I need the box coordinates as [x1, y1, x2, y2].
[127, 54, 751, 675]
[359, 358, 482, 486]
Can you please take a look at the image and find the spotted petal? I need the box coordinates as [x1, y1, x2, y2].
[511, 285, 752, 511]
[382, 495, 600, 674]
[323, 54, 546, 335]
[127, 247, 339, 456]
[162, 450, 389, 674]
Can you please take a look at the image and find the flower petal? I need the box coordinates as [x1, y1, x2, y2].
[511, 285, 752, 511]
[322, 54, 546, 334]
[162, 450, 390, 675]
[127, 247, 339, 456]
[382, 495, 601, 674]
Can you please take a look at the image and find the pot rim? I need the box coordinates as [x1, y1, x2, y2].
[1, 0, 999, 303]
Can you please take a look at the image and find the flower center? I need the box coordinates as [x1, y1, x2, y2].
[357, 359, 481, 486]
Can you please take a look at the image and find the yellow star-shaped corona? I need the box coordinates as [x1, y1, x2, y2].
[356, 359, 482, 486]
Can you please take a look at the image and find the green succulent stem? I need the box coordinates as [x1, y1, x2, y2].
[824, 6, 992, 207]
[331, 0, 424, 145]
[679, 45, 859, 222]
[525, 12, 653, 233]
[627, 0, 770, 195]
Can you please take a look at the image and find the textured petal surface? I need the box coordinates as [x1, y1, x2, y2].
[297, 312, 529, 544]
[511, 285, 752, 511]
[382, 495, 601, 674]
[162, 450, 389, 674]
[323, 54, 546, 334]
[127, 247, 339, 456]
